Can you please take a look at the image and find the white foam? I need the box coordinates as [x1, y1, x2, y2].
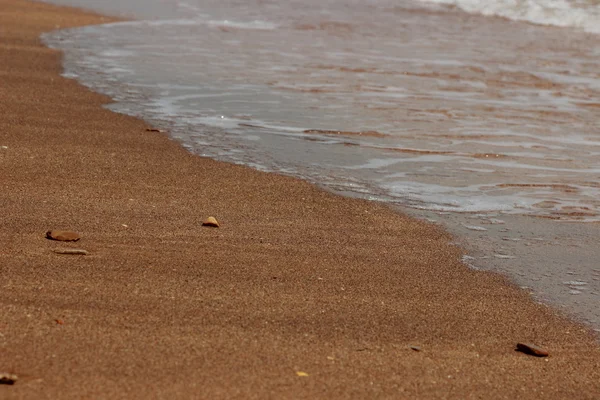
[463, 225, 488, 231]
[419, 0, 600, 34]
[564, 281, 588, 286]
[75, 16, 277, 31]
[343, 158, 406, 170]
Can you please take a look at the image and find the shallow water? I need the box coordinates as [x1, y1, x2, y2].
[43, 0, 600, 329]
[44, 0, 600, 219]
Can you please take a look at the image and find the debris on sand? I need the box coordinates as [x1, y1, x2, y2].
[516, 343, 549, 357]
[46, 230, 80, 242]
[202, 217, 220, 227]
[52, 248, 88, 255]
[0, 373, 17, 385]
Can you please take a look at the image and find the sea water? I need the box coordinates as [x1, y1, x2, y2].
[42, 0, 600, 329]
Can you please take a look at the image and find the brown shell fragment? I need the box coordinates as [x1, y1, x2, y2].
[516, 343, 549, 357]
[46, 230, 80, 242]
[202, 217, 220, 228]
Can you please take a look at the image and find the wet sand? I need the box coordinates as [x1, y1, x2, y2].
[1, 0, 600, 398]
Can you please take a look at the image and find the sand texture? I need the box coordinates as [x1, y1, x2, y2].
[1, 0, 600, 398]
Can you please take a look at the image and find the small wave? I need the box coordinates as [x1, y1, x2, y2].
[419, 0, 600, 34]
[207, 19, 278, 30]
[302, 129, 390, 138]
[69, 17, 278, 31]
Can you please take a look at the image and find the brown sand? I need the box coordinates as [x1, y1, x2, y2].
[1, 0, 600, 398]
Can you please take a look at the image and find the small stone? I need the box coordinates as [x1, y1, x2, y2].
[516, 343, 549, 357]
[202, 217, 220, 227]
[410, 345, 422, 352]
[46, 230, 80, 242]
[0, 372, 17, 385]
[52, 249, 88, 255]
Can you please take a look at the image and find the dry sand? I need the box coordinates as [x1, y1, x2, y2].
[1, 0, 600, 398]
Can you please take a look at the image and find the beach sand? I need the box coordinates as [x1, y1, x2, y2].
[1, 0, 600, 398]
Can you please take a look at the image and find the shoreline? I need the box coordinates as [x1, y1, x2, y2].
[2, 0, 600, 398]
[42, 0, 600, 331]
[400, 207, 600, 330]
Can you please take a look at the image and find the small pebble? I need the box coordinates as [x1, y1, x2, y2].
[516, 343, 549, 357]
[46, 230, 80, 242]
[0, 373, 17, 385]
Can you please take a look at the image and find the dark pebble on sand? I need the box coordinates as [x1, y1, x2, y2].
[516, 343, 549, 357]
[0, 373, 17, 385]
[46, 230, 80, 242]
